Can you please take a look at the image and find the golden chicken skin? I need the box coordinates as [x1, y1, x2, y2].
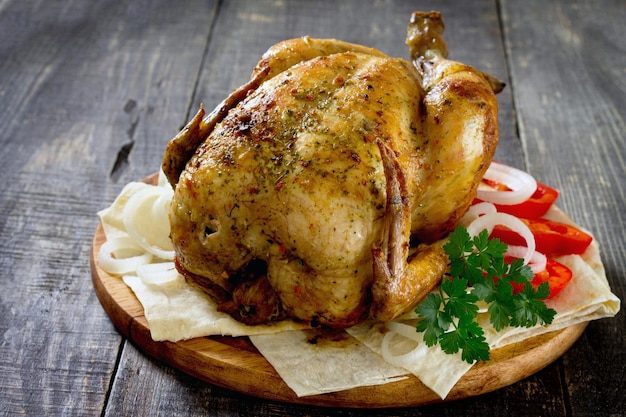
[162, 11, 502, 327]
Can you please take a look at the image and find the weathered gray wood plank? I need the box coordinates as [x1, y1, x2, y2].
[1, 0, 622, 415]
[501, 0, 626, 414]
[0, 0, 215, 415]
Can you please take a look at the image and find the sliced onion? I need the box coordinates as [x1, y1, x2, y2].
[506, 245, 547, 274]
[466, 212, 536, 265]
[123, 186, 175, 260]
[381, 328, 428, 368]
[477, 162, 537, 205]
[98, 236, 153, 275]
[461, 201, 497, 226]
[151, 187, 174, 235]
[136, 262, 180, 286]
[157, 169, 170, 188]
[386, 322, 422, 342]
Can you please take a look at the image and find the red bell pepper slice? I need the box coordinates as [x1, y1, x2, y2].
[510, 258, 573, 299]
[491, 218, 593, 256]
[474, 180, 559, 219]
[532, 258, 573, 298]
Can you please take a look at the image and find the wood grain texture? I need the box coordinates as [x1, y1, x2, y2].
[0, 0, 215, 415]
[0, 0, 623, 415]
[501, 0, 626, 414]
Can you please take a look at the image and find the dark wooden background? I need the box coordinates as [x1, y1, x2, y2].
[1, 0, 624, 415]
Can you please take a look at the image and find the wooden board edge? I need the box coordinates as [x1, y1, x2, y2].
[90, 177, 589, 408]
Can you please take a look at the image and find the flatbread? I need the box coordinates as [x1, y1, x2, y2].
[249, 329, 409, 396]
[343, 206, 619, 398]
[96, 176, 620, 399]
[122, 275, 310, 340]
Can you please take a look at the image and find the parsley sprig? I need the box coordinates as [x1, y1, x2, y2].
[415, 226, 556, 364]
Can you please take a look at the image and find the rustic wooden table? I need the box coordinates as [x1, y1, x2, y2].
[1, 0, 624, 415]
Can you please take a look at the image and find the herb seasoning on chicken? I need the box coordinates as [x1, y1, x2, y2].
[162, 11, 502, 328]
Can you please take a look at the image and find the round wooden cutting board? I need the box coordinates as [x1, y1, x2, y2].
[90, 177, 588, 408]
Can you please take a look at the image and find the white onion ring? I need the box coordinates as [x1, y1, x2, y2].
[98, 236, 153, 275]
[136, 262, 180, 286]
[157, 169, 169, 187]
[381, 328, 428, 368]
[151, 187, 174, 227]
[506, 245, 547, 274]
[461, 201, 497, 226]
[386, 322, 422, 342]
[122, 186, 175, 260]
[476, 162, 537, 205]
[466, 212, 536, 265]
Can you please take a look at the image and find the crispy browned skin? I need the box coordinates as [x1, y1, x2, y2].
[163, 11, 501, 327]
[405, 11, 501, 242]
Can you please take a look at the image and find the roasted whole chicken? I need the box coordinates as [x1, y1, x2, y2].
[162, 11, 502, 327]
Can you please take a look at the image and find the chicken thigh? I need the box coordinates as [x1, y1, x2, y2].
[163, 11, 501, 327]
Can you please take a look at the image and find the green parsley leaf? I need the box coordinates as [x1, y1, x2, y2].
[457, 316, 491, 363]
[439, 315, 490, 363]
[415, 292, 446, 347]
[414, 225, 558, 364]
[510, 282, 556, 328]
[441, 278, 479, 319]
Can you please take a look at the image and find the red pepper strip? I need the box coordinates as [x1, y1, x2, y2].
[491, 218, 593, 256]
[509, 258, 573, 299]
[533, 258, 573, 298]
[474, 180, 560, 219]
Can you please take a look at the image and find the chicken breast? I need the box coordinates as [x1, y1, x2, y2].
[163, 11, 501, 327]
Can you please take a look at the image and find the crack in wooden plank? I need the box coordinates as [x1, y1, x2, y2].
[109, 140, 135, 181]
